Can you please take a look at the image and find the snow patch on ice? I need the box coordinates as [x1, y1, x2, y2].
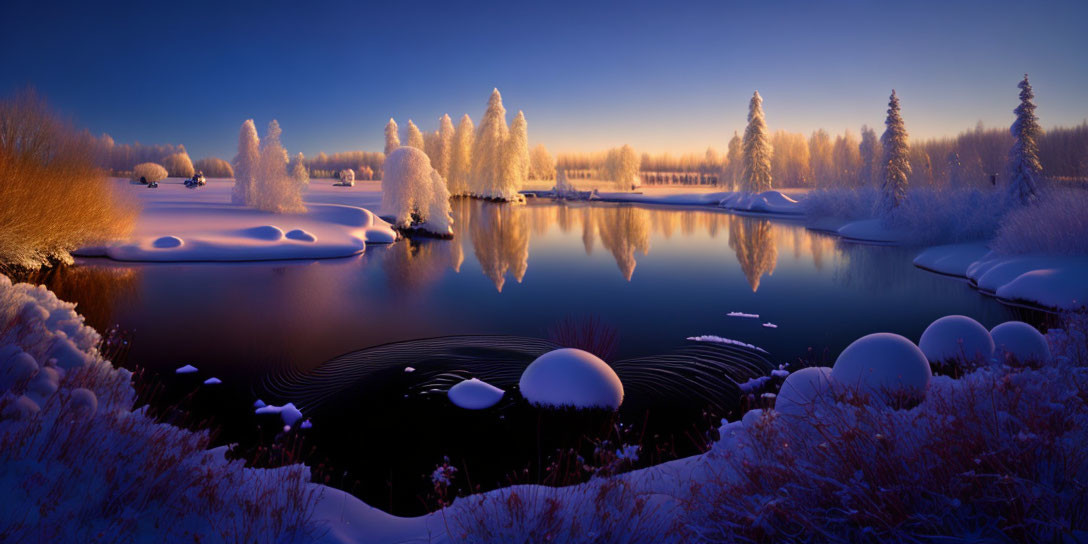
[687, 335, 768, 354]
[447, 378, 505, 410]
[727, 311, 759, 319]
[175, 364, 198, 374]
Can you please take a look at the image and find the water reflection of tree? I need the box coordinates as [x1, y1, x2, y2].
[596, 207, 650, 281]
[13, 264, 141, 331]
[469, 201, 530, 292]
[380, 238, 462, 294]
[728, 216, 778, 292]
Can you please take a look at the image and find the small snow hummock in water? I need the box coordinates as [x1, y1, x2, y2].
[253, 399, 266, 408]
[447, 378, 505, 410]
[738, 375, 771, 393]
[175, 364, 198, 374]
[300, 419, 313, 430]
[687, 335, 769, 354]
[762, 322, 778, 329]
[771, 367, 790, 378]
[203, 377, 222, 385]
[518, 348, 624, 410]
[404, 366, 416, 373]
[727, 311, 759, 319]
[255, 402, 304, 426]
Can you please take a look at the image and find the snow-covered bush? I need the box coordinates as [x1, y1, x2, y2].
[800, 187, 879, 221]
[774, 366, 833, 417]
[518, 348, 624, 409]
[917, 315, 994, 369]
[0, 275, 322, 542]
[830, 332, 931, 406]
[380, 146, 453, 236]
[131, 162, 168, 183]
[529, 143, 555, 180]
[991, 188, 1088, 255]
[884, 188, 1006, 245]
[337, 168, 355, 186]
[161, 149, 195, 178]
[0, 91, 137, 268]
[289, 152, 309, 186]
[193, 157, 233, 178]
[991, 321, 1051, 364]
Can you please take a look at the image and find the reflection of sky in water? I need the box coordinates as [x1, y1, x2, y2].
[54, 200, 1018, 383]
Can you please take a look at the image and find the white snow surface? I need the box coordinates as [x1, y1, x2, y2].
[836, 218, 910, 244]
[75, 178, 396, 262]
[719, 191, 804, 215]
[687, 335, 768, 354]
[830, 332, 931, 404]
[727, 311, 759, 319]
[917, 315, 995, 365]
[518, 348, 624, 409]
[175, 364, 198, 374]
[447, 378, 505, 410]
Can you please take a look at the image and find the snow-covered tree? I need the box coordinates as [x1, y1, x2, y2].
[600, 145, 641, 190]
[290, 152, 309, 186]
[405, 120, 424, 150]
[741, 91, 773, 192]
[252, 120, 304, 214]
[436, 114, 455, 179]
[1007, 74, 1042, 205]
[832, 131, 861, 187]
[553, 167, 574, 196]
[502, 110, 530, 189]
[471, 89, 510, 198]
[769, 131, 809, 187]
[381, 146, 452, 236]
[808, 129, 833, 186]
[858, 125, 879, 186]
[193, 157, 233, 178]
[448, 114, 474, 196]
[880, 90, 911, 213]
[131, 162, 168, 183]
[162, 147, 195, 178]
[529, 143, 555, 180]
[384, 118, 400, 157]
[723, 131, 742, 189]
[231, 119, 259, 205]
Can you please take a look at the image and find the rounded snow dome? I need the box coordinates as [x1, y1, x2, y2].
[448, 378, 505, 410]
[775, 366, 833, 417]
[918, 315, 995, 366]
[990, 321, 1051, 364]
[830, 333, 931, 405]
[518, 348, 624, 410]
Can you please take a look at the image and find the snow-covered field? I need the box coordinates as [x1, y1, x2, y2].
[75, 178, 395, 262]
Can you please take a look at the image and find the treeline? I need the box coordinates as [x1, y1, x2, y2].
[304, 150, 384, 179]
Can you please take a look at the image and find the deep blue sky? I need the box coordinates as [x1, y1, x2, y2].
[3, 0, 1086, 160]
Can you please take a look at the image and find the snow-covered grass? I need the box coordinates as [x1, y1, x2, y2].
[883, 188, 1006, 245]
[0, 91, 137, 269]
[992, 188, 1088, 255]
[0, 275, 323, 542]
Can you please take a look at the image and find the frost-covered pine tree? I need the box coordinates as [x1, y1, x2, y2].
[231, 119, 260, 205]
[290, 152, 309, 186]
[405, 120, 425, 150]
[1007, 74, 1042, 205]
[500, 110, 530, 194]
[723, 131, 742, 189]
[436, 114, 455, 179]
[741, 91, 772, 193]
[447, 114, 475, 196]
[858, 125, 879, 186]
[384, 118, 400, 157]
[879, 90, 911, 214]
[252, 120, 304, 214]
[471, 89, 509, 198]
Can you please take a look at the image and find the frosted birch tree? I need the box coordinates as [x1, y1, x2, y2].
[231, 119, 259, 205]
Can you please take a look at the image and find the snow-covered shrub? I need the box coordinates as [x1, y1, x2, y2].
[991, 321, 1051, 365]
[598, 145, 641, 191]
[192, 157, 233, 178]
[0, 275, 322, 542]
[917, 315, 995, 368]
[131, 162, 168, 183]
[830, 332, 931, 406]
[160, 149, 195, 178]
[773, 366, 833, 417]
[884, 188, 1006, 245]
[991, 188, 1088, 255]
[0, 91, 137, 268]
[518, 348, 624, 409]
[380, 146, 453, 236]
[289, 152, 309, 186]
[529, 143, 555, 181]
[800, 187, 879, 221]
[338, 168, 355, 186]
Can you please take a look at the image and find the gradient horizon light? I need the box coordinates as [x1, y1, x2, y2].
[2, 0, 1086, 161]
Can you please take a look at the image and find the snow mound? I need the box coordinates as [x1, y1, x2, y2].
[241, 225, 285, 241]
[153, 236, 184, 249]
[518, 348, 624, 410]
[913, 243, 991, 276]
[68, 387, 98, 418]
[719, 191, 803, 215]
[175, 364, 198, 374]
[996, 266, 1088, 310]
[990, 321, 1051, 364]
[285, 228, 316, 242]
[255, 402, 304, 426]
[687, 335, 768, 353]
[762, 322, 778, 329]
[830, 333, 931, 405]
[203, 377, 222, 385]
[447, 378, 505, 410]
[774, 367, 833, 417]
[917, 315, 995, 366]
[1, 349, 38, 390]
[728, 311, 759, 319]
[836, 219, 910, 244]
